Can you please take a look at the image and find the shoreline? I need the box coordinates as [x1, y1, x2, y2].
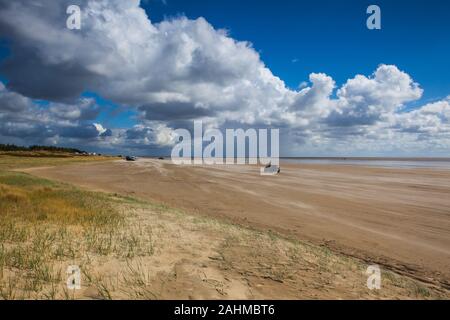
[144, 156, 450, 161]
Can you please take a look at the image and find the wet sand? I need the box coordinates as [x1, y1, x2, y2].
[23, 159, 450, 289]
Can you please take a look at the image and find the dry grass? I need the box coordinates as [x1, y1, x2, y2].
[0, 153, 113, 170]
[0, 171, 133, 299]
[0, 174, 155, 299]
[0, 182, 118, 226]
[0, 155, 143, 299]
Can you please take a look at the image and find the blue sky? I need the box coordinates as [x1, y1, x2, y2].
[0, 0, 449, 156]
[145, 0, 450, 103]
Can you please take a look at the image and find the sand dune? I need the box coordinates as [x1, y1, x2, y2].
[23, 159, 450, 289]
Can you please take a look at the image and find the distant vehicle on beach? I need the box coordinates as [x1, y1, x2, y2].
[125, 156, 137, 161]
[260, 162, 281, 175]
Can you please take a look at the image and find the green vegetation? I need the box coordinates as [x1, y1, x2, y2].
[0, 144, 85, 154]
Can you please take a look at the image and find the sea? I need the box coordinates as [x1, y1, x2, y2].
[280, 158, 450, 169]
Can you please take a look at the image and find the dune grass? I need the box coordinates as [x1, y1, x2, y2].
[0, 171, 120, 298]
[0, 173, 120, 226]
[0, 155, 154, 299]
[0, 171, 156, 299]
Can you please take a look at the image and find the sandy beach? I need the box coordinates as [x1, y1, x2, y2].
[23, 159, 450, 289]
